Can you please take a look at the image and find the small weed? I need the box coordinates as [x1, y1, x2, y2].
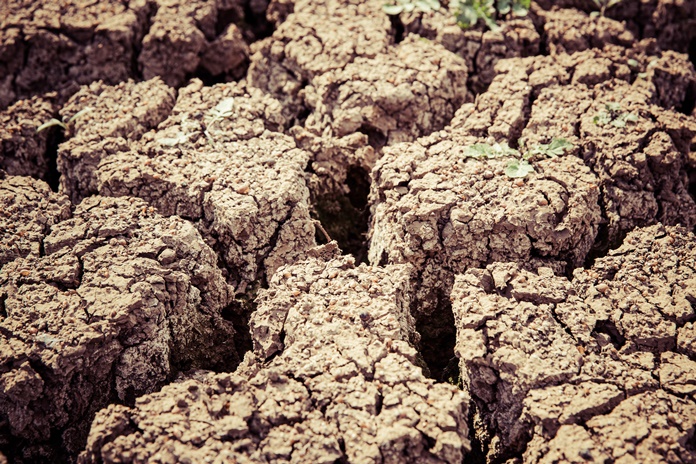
[461, 138, 573, 179]
[590, 0, 622, 17]
[382, 0, 440, 15]
[157, 98, 236, 147]
[36, 107, 92, 133]
[453, 0, 530, 31]
[593, 102, 639, 128]
[505, 158, 534, 178]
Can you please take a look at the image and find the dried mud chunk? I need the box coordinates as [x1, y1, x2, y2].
[0, 95, 56, 179]
[80, 252, 471, 463]
[369, 136, 601, 314]
[402, 10, 539, 93]
[645, 50, 696, 111]
[542, 8, 635, 55]
[57, 78, 176, 203]
[0, 175, 71, 267]
[579, 82, 696, 244]
[0, 196, 236, 460]
[304, 35, 469, 144]
[199, 23, 249, 78]
[248, 0, 391, 119]
[451, 225, 696, 461]
[138, 0, 216, 87]
[0, 0, 149, 109]
[98, 132, 315, 289]
[524, 391, 696, 464]
[678, 322, 696, 359]
[59, 79, 312, 289]
[571, 225, 695, 350]
[452, 265, 582, 459]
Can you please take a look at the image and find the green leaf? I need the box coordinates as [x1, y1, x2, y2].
[624, 112, 639, 123]
[511, 2, 528, 16]
[637, 72, 648, 79]
[211, 98, 235, 116]
[531, 138, 573, 157]
[589, 10, 600, 18]
[505, 159, 535, 178]
[593, 112, 612, 126]
[158, 132, 190, 146]
[36, 119, 68, 133]
[497, 0, 511, 15]
[66, 107, 93, 124]
[456, 5, 478, 28]
[627, 58, 639, 68]
[403, 2, 416, 12]
[605, 102, 621, 113]
[382, 4, 404, 14]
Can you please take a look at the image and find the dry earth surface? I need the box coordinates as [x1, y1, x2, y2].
[1, 0, 696, 463]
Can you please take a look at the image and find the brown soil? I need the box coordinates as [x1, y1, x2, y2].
[1, 0, 695, 463]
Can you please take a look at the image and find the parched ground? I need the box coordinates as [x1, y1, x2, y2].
[1, 0, 696, 463]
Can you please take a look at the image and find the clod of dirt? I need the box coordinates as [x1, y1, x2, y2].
[451, 224, 696, 462]
[0, 193, 238, 461]
[0, 0, 151, 109]
[247, 0, 391, 120]
[369, 132, 601, 315]
[0, 174, 71, 267]
[524, 390, 696, 463]
[304, 35, 469, 144]
[401, 11, 539, 94]
[59, 78, 316, 292]
[79, 246, 471, 463]
[57, 78, 177, 204]
[541, 8, 635, 55]
[0, 94, 57, 179]
[449, 47, 696, 253]
[139, 0, 250, 86]
[534, 0, 696, 56]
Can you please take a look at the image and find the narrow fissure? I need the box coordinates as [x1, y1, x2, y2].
[43, 128, 63, 192]
[312, 165, 371, 264]
[415, 300, 457, 382]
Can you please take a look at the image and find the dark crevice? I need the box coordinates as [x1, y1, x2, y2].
[415, 300, 457, 382]
[357, 124, 387, 151]
[241, 0, 275, 42]
[389, 14, 405, 44]
[43, 125, 64, 192]
[689, 38, 696, 70]
[592, 319, 627, 350]
[312, 166, 371, 264]
[466, 404, 490, 464]
[221, 299, 254, 364]
[678, 80, 696, 116]
[0, 293, 6, 318]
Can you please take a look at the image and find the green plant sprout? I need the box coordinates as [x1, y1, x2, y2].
[157, 98, 236, 147]
[453, 0, 530, 31]
[593, 102, 639, 128]
[461, 138, 573, 179]
[590, 0, 622, 17]
[382, 0, 440, 15]
[36, 107, 92, 133]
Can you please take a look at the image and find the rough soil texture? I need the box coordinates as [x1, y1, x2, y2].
[0, 94, 57, 179]
[57, 78, 315, 293]
[2, 0, 696, 462]
[452, 224, 696, 462]
[0, 173, 72, 267]
[79, 246, 471, 463]
[401, 10, 540, 94]
[0, 0, 253, 110]
[0, 187, 238, 461]
[534, 0, 696, 55]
